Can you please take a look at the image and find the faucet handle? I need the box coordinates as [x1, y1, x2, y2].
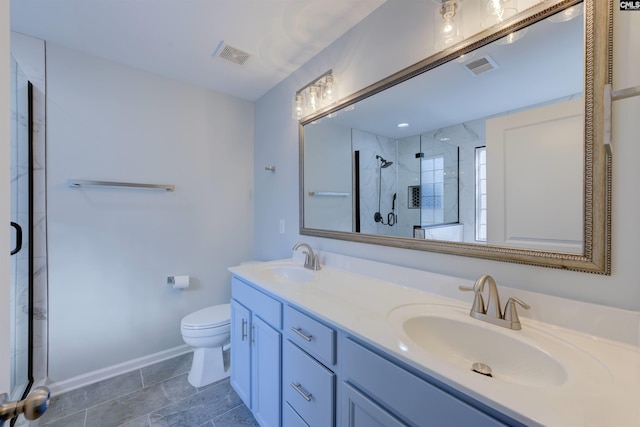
[312, 254, 321, 271]
[459, 286, 485, 314]
[301, 250, 312, 267]
[503, 297, 530, 330]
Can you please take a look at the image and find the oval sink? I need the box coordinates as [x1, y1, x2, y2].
[388, 304, 610, 388]
[258, 264, 316, 283]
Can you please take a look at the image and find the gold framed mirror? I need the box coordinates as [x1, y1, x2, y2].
[299, 0, 611, 274]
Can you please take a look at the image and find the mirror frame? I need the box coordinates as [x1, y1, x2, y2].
[299, 0, 612, 275]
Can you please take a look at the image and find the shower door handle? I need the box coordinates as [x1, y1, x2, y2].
[0, 386, 50, 425]
[10, 222, 22, 256]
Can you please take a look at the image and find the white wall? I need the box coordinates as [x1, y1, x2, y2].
[303, 122, 352, 231]
[254, 2, 640, 311]
[0, 0, 11, 393]
[46, 44, 254, 381]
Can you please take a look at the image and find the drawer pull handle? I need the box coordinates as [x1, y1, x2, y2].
[290, 382, 313, 402]
[241, 318, 247, 341]
[291, 327, 313, 342]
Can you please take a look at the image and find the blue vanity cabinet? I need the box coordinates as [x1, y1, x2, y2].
[340, 336, 513, 427]
[230, 275, 523, 427]
[230, 300, 251, 405]
[230, 278, 282, 427]
[342, 383, 406, 427]
[283, 305, 337, 426]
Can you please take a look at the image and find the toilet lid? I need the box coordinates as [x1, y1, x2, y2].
[181, 303, 230, 329]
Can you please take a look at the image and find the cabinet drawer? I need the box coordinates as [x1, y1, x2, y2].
[284, 305, 336, 366]
[284, 340, 335, 427]
[232, 277, 282, 328]
[341, 337, 509, 427]
[342, 382, 406, 427]
[284, 402, 310, 427]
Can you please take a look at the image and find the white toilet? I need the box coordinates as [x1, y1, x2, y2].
[180, 303, 231, 387]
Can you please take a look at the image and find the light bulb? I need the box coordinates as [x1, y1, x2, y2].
[309, 86, 318, 111]
[481, 0, 518, 29]
[326, 74, 334, 96]
[435, 1, 463, 51]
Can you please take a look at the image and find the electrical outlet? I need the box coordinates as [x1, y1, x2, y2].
[279, 220, 285, 234]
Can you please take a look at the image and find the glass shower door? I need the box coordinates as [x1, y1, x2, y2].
[9, 55, 32, 402]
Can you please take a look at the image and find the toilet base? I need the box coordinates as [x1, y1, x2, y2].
[188, 345, 229, 388]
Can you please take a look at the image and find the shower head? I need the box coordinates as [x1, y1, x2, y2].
[376, 155, 393, 168]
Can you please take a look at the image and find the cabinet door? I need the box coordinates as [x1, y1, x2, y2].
[251, 316, 282, 427]
[230, 300, 251, 407]
[342, 383, 405, 427]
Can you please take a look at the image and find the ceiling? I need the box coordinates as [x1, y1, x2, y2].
[10, 0, 386, 101]
[311, 6, 584, 139]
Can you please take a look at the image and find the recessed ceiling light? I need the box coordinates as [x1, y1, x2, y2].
[397, 123, 409, 128]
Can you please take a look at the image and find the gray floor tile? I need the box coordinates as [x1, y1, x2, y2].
[160, 373, 199, 403]
[141, 353, 193, 387]
[86, 383, 170, 427]
[39, 354, 256, 427]
[212, 404, 258, 427]
[40, 410, 86, 427]
[119, 414, 151, 427]
[148, 379, 242, 427]
[39, 371, 143, 424]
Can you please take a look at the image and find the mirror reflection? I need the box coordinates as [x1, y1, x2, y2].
[302, 3, 585, 253]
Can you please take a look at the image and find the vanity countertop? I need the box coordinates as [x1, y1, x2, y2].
[229, 253, 640, 426]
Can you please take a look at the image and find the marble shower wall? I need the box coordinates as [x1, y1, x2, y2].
[352, 129, 398, 237]
[10, 56, 30, 396]
[396, 135, 421, 238]
[11, 32, 48, 387]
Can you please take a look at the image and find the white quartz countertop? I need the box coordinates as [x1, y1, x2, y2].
[229, 253, 640, 426]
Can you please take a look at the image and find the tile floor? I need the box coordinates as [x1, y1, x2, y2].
[34, 353, 258, 427]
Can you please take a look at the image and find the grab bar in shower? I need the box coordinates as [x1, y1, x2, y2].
[67, 179, 175, 191]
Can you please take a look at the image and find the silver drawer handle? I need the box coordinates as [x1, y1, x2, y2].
[290, 327, 313, 342]
[290, 382, 312, 402]
[241, 318, 247, 341]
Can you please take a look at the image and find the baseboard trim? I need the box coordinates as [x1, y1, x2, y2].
[45, 345, 192, 396]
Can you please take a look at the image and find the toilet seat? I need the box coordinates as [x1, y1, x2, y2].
[181, 303, 230, 330]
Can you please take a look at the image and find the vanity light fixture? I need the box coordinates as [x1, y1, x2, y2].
[480, 0, 518, 29]
[397, 122, 410, 128]
[292, 70, 338, 120]
[434, 0, 464, 51]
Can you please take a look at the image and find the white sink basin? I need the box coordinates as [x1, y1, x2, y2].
[257, 264, 317, 283]
[388, 304, 611, 388]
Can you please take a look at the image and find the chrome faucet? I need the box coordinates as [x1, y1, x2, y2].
[292, 242, 321, 271]
[459, 274, 530, 330]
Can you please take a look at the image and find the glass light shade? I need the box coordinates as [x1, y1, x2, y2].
[292, 71, 339, 120]
[481, 0, 518, 28]
[495, 27, 528, 45]
[548, 3, 583, 23]
[434, 1, 463, 51]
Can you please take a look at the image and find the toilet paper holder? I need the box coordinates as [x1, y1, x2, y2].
[167, 275, 190, 289]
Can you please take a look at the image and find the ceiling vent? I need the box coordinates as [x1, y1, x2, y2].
[213, 41, 251, 66]
[463, 55, 498, 76]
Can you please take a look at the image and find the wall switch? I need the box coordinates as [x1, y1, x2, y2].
[279, 220, 285, 234]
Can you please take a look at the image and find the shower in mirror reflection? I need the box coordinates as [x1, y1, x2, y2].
[374, 155, 396, 226]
